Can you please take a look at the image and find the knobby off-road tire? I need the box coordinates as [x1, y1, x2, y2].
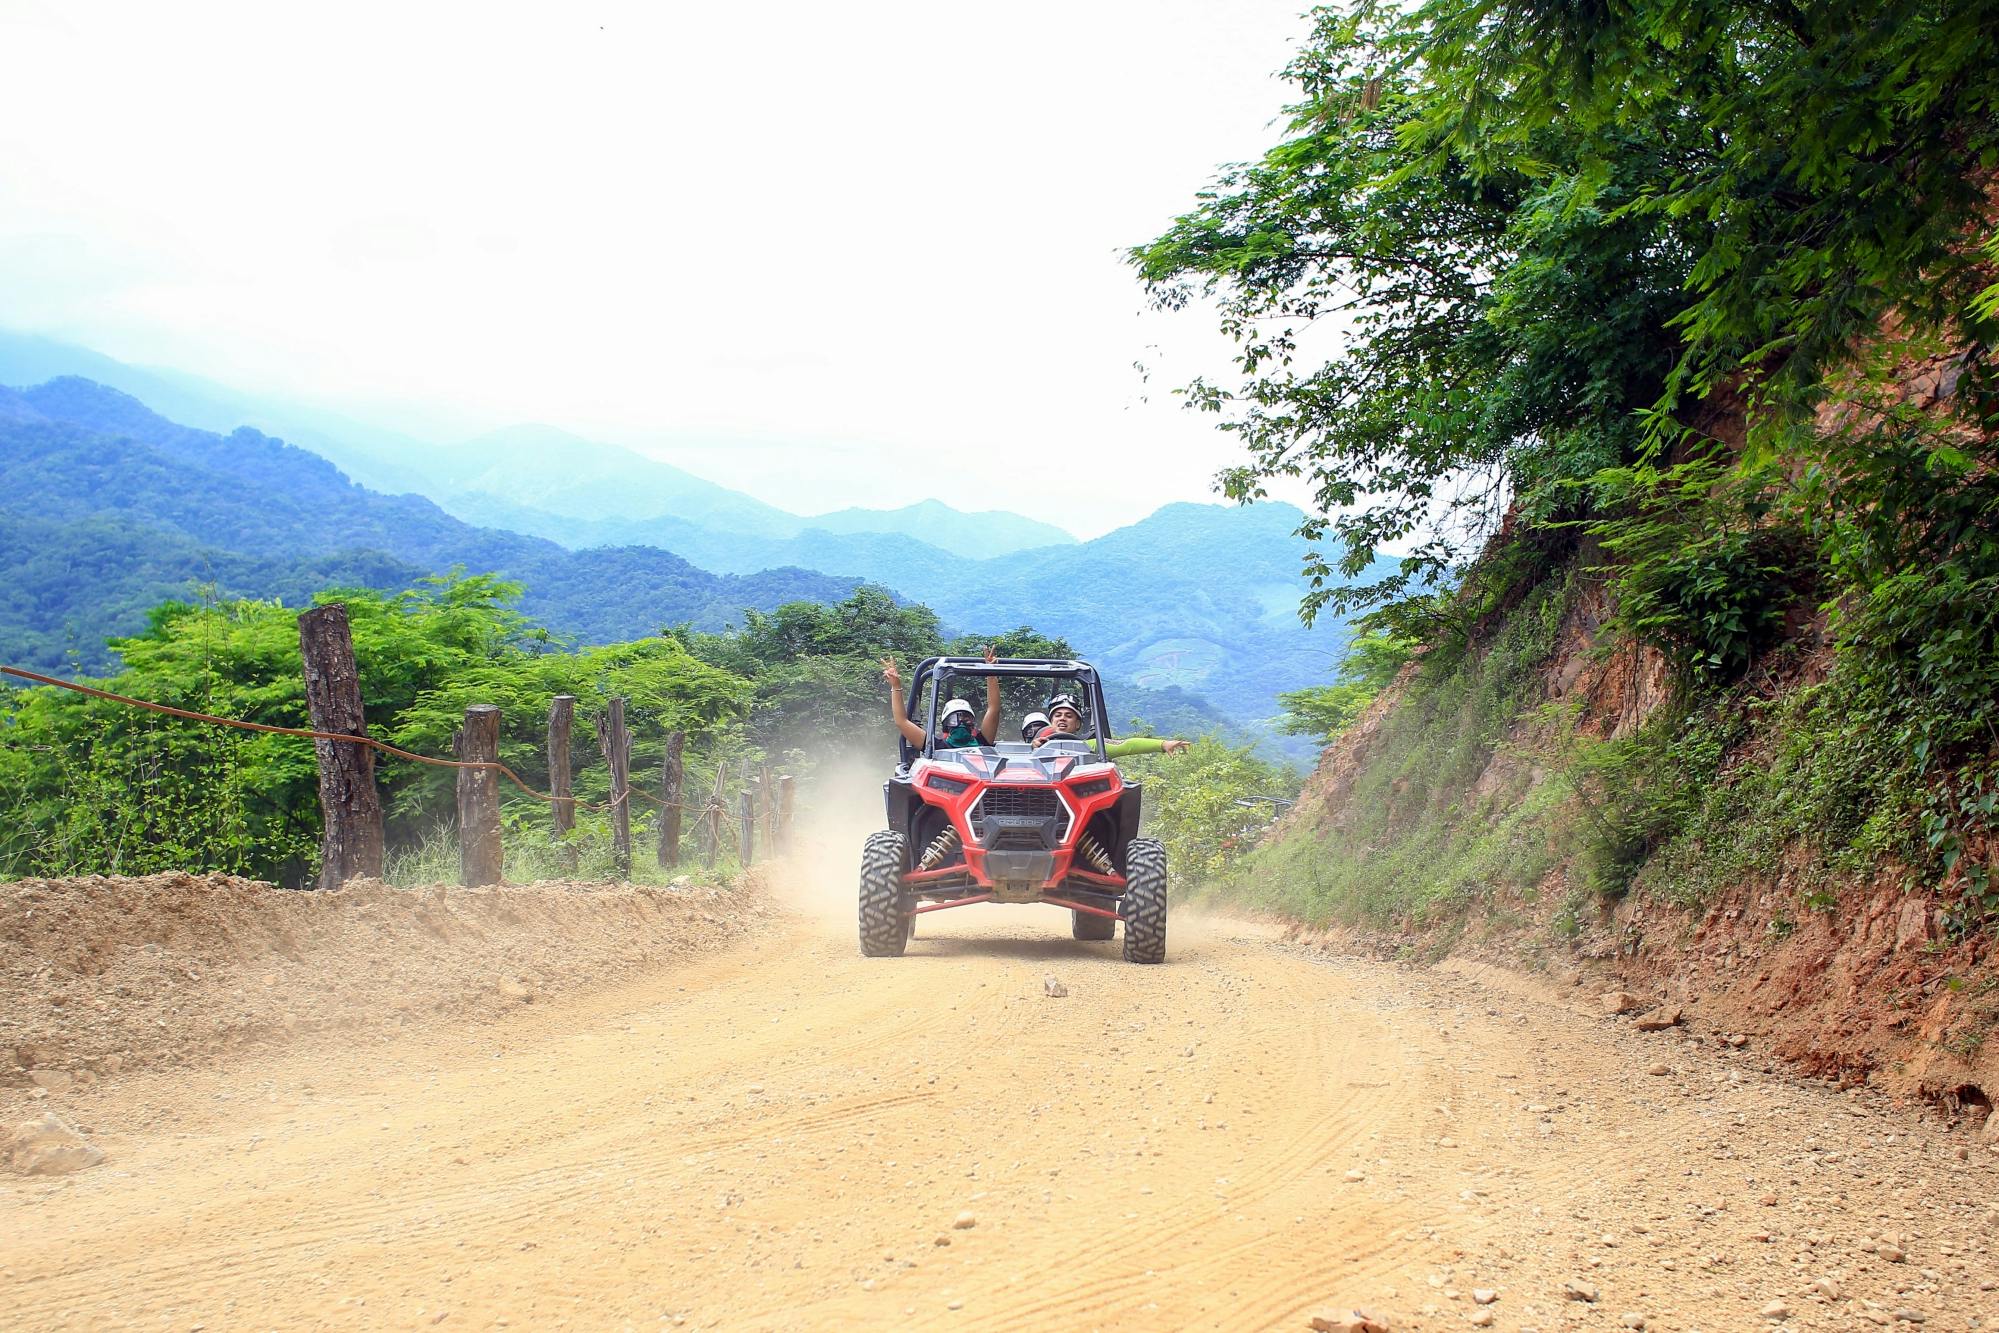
[859, 830, 910, 958]
[1071, 909, 1117, 941]
[1121, 837, 1167, 964]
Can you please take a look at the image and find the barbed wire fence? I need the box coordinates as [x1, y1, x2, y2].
[1, 603, 794, 889]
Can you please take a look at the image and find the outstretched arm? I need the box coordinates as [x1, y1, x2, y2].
[1103, 737, 1192, 759]
[882, 657, 926, 747]
[980, 644, 1002, 743]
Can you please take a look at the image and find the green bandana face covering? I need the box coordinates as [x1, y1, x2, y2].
[945, 724, 975, 747]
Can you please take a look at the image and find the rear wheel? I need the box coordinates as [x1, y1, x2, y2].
[1071, 909, 1116, 941]
[859, 830, 909, 957]
[1121, 838, 1167, 964]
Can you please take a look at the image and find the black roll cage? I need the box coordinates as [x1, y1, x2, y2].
[901, 656, 1110, 765]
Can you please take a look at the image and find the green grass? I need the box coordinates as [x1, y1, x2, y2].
[1214, 574, 1575, 927]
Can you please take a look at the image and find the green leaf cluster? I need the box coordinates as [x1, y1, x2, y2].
[0, 575, 750, 884]
[1276, 627, 1415, 745]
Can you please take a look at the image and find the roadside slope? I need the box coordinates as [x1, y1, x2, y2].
[2, 872, 772, 1101]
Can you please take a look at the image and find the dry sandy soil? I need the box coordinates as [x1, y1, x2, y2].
[4, 869, 1998, 1332]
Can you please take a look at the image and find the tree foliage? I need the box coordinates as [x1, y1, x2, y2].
[1276, 628, 1415, 745]
[1139, 0, 1999, 920]
[0, 576, 750, 884]
[1121, 738, 1301, 886]
[1134, 0, 1999, 623]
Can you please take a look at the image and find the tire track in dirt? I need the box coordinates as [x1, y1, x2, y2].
[6, 897, 1996, 1331]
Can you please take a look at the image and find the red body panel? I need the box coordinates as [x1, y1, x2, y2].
[907, 754, 1127, 892]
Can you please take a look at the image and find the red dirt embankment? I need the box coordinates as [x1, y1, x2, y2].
[2, 872, 770, 1108]
[1271, 559, 1999, 1120]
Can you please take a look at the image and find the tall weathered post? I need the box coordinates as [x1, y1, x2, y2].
[595, 697, 633, 877]
[703, 760, 727, 869]
[760, 765, 776, 846]
[657, 730, 685, 869]
[456, 704, 503, 886]
[547, 694, 578, 873]
[776, 774, 796, 854]
[297, 603, 384, 890]
[738, 789, 755, 867]
[547, 695, 576, 836]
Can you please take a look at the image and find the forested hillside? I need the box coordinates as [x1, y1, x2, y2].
[0, 330, 1077, 559]
[0, 371, 1369, 730]
[0, 381, 858, 671]
[1142, 0, 1999, 1099]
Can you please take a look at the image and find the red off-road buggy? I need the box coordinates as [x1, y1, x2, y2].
[859, 656, 1167, 963]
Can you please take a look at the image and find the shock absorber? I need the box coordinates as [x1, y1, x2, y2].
[1078, 832, 1115, 875]
[919, 826, 961, 870]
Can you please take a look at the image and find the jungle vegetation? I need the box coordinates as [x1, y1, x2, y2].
[1149, 0, 1999, 924]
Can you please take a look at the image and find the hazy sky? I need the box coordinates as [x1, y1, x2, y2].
[0, 1, 1314, 537]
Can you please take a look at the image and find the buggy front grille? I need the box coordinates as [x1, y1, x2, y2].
[969, 785, 1070, 848]
[976, 786, 1062, 821]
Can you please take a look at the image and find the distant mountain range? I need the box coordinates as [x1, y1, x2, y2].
[0, 330, 1076, 560]
[0, 379, 857, 671]
[0, 332, 1374, 735]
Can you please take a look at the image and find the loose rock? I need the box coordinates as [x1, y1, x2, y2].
[1602, 991, 1643, 1015]
[951, 1210, 977, 1230]
[1632, 1006, 1682, 1032]
[1308, 1311, 1389, 1333]
[6, 1112, 106, 1176]
[1759, 1299, 1790, 1320]
[1042, 977, 1068, 999]
[1562, 1280, 1599, 1303]
[28, 1068, 73, 1094]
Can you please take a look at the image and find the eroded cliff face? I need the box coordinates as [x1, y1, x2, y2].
[1270, 522, 1997, 1116]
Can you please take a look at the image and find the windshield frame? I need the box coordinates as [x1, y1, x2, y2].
[902, 657, 1110, 766]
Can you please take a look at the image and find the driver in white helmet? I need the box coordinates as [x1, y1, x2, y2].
[881, 645, 1002, 749]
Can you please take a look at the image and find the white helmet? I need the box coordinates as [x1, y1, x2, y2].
[1020, 711, 1048, 742]
[1045, 694, 1086, 726]
[940, 697, 976, 728]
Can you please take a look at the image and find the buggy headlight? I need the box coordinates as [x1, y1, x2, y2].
[925, 773, 972, 795]
[1071, 777, 1115, 798]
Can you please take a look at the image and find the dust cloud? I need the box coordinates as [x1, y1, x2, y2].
[771, 745, 890, 923]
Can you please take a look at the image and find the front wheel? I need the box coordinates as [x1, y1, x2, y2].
[859, 830, 909, 957]
[1120, 838, 1167, 964]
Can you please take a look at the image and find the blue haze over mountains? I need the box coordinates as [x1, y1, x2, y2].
[0, 331, 1375, 737]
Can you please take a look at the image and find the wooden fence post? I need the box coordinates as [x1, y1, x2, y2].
[738, 789, 755, 867]
[759, 765, 776, 846]
[297, 603, 385, 890]
[548, 695, 576, 837]
[594, 697, 632, 877]
[777, 774, 796, 854]
[456, 703, 503, 886]
[703, 760, 726, 869]
[658, 730, 685, 869]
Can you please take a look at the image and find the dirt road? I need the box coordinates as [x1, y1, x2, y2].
[5, 892, 1996, 1331]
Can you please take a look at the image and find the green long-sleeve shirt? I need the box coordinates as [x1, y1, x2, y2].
[1103, 736, 1180, 759]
